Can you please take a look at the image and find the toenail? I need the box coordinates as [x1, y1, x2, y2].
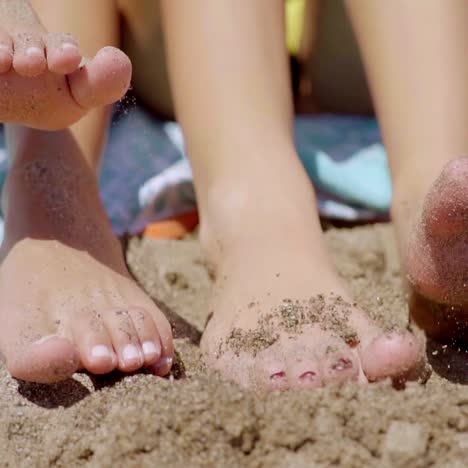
[331, 358, 353, 371]
[61, 42, 78, 51]
[142, 341, 160, 358]
[91, 345, 112, 359]
[299, 371, 316, 381]
[26, 47, 43, 58]
[33, 334, 59, 345]
[153, 356, 173, 372]
[122, 344, 142, 363]
[270, 371, 286, 380]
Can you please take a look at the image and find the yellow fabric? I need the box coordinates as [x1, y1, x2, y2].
[285, 0, 306, 56]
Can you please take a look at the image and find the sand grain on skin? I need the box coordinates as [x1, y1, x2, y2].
[223, 294, 361, 357]
[1, 224, 467, 468]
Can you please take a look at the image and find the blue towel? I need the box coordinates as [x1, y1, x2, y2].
[0, 108, 391, 238]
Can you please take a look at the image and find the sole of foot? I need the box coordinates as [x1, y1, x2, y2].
[0, 7, 131, 129]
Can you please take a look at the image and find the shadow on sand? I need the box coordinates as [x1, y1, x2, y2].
[16, 299, 193, 408]
[17, 377, 92, 409]
[426, 339, 468, 385]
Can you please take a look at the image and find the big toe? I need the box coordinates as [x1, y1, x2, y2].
[6, 335, 79, 383]
[406, 157, 468, 305]
[67, 46, 132, 109]
[422, 157, 468, 239]
[360, 332, 424, 383]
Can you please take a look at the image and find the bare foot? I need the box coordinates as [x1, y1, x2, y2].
[402, 158, 468, 342]
[200, 195, 423, 392]
[0, 128, 173, 383]
[0, 1, 131, 130]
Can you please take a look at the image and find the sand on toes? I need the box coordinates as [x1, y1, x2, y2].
[0, 128, 173, 383]
[405, 157, 468, 343]
[201, 245, 424, 392]
[0, 1, 131, 129]
[0, 45, 132, 130]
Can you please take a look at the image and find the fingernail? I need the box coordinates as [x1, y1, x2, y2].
[26, 46, 43, 58]
[122, 344, 142, 364]
[91, 345, 112, 359]
[61, 42, 78, 52]
[142, 341, 160, 358]
[153, 356, 173, 372]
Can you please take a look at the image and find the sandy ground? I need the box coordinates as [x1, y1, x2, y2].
[1, 224, 467, 468]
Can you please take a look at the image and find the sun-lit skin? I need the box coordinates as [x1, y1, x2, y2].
[0, 0, 131, 130]
[0, 0, 174, 383]
[0, 0, 466, 389]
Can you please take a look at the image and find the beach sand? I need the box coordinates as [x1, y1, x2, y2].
[1, 224, 467, 467]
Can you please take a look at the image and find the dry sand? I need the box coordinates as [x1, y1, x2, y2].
[1, 224, 467, 468]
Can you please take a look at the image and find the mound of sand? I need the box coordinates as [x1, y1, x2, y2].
[1, 224, 467, 467]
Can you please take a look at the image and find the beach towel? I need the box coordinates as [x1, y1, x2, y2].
[0, 104, 391, 241]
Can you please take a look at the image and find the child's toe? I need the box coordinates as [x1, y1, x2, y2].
[255, 353, 290, 392]
[289, 358, 323, 389]
[360, 332, 424, 383]
[127, 307, 162, 367]
[12, 31, 46, 77]
[44, 32, 81, 74]
[321, 348, 360, 385]
[104, 308, 145, 372]
[72, 311, 117, 375]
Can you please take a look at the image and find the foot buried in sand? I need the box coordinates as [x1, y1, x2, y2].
[201, 240, 424, 392]
[0, 0, 131, 130]
[405, 157, 468, 344]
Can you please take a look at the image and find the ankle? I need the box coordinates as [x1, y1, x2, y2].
[198, 178, 322, 267]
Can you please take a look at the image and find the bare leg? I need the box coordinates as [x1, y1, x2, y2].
[347, 0, 468, 341]
[118, 0, 175, 118]
[161, 0, 422, 391]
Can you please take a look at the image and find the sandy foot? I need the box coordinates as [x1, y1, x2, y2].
[0, 1, 131, 129]
[201, 234, 423, 392]
[0, 128, 173, 383]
